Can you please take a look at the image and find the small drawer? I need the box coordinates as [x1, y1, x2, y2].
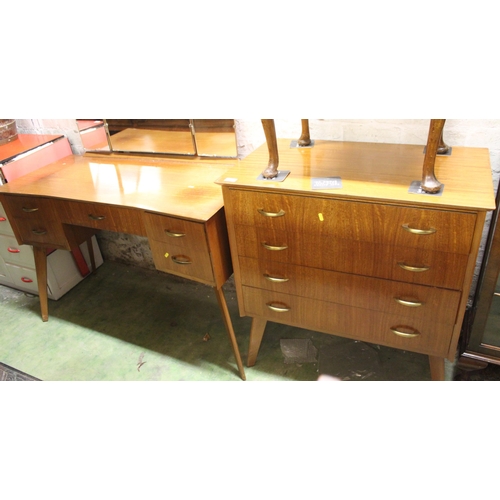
[148, 238, 214, 284]
[144, 212, 208, 244]
[0, 234, 34, 267]
[2, 195, 60, 220]
[59, 201, 146, 236]
[0, 203, 14, 236]
[11, 217, 68, 248]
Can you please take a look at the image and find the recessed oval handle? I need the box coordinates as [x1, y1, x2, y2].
[21, 277, 34, 283]
[262, 242, 288, 251]
[171, 255, 192, 265]
[31, 229, 47, 235]
[7, 247, 21, 253]
[394, 297, 424, 307]
[398, 262, 430, 272]
[390, 326, 421, 338]
[88, 214, 106, 221]
[258, 208, 285, 218]
[402, 224, 436, 235]
[264, 273, 289, 283]
[22, 207, 39, 213]
[0, 217, 7, 222]
[266, 302, 291, 312]
[165, 229, 186, 238]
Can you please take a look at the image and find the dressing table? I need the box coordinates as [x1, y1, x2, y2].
[0, 120, 246, 380]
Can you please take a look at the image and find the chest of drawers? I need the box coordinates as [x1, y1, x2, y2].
[217, 139, 496, 380]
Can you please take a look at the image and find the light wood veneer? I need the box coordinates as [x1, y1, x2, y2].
[217, 139, 496, 380]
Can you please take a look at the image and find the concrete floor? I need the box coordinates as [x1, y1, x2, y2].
[0, 259, 469, 381]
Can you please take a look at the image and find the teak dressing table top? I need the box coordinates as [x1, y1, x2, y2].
[0, 154, 234, 221]
[216, 139, 496, 211]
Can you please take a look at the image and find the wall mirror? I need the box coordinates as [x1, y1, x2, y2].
[77, 119, 238, 158]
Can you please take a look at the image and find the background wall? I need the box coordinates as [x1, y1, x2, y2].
[13, 118, 500, 299]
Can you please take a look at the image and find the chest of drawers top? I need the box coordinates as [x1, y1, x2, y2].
[216, 139, 495, 212]
[0, 154, 236, 222]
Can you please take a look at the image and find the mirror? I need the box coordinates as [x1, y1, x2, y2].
[77, 119, 238, 158]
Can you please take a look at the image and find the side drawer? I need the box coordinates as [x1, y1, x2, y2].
[144, 212, 208, 244]
[148, 237, 214, 284]
[10, 216, 68, 248]
[241, 286, 454, 357]
[226, 189, 476, 254]
[238, 256, 462, 324]
[4, 263, 39, 294]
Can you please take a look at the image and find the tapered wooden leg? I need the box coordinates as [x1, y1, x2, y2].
[247, 316, 267, 367]
[261, 119, 279, 179]
[32, 246, 49, 322]
[429, 355, 446, 381]
[422, 119, 446, 193]
[298, 119, 311, 146]
[213, 287, 246, 380]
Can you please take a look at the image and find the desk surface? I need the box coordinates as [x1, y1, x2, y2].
[0, 154, 237, 222]
[0, 134, 65, 163]
[216, 139, 496, 211]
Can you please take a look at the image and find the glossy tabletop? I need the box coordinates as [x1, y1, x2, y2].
[0, 154, 237, 222]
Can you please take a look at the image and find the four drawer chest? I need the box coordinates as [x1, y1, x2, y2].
[217, 139, 496, 380]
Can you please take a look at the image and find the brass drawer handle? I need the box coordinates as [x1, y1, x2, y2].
[172, 255, 192, 265]
[390, 326, 421, 338]
[402, 224, 436, 235]
[31, 229, 47, 235]
[394, 298, 424, 307]
[264, 273, 289, 283]
[22, 207, 39, 213]
[258, 208, 286, 218]
[262, 242, 288, 251]
[165, 229, 186, 238]
[266, 302, 291, 312]
[88, 214, 106, 221]
[398, 262, 430, 273]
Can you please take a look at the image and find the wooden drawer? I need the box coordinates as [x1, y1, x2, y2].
[241, 286, 454, 357]
[239, 256, 461, 324]
[234, 225, 468, 290]
[148, 237, 214, 284]
[10, 216, 68, 248]
[227, 189, 476, 254]
[143, 212, 208, 244]
[59, 200, 146, 236]
[3, 195, 61, 220]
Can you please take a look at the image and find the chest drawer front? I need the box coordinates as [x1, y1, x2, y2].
[241, 286, 453, 357]
[227, 189, 475, 254]
[0, 234, 34, 267]
[59, 201, 146, 236]
[144, 212, 207, 244]
[0, 202, 14, 236]
[234, 225, 468, 290]
[149, 237, 214, 284]
[239, 256, 461, 324]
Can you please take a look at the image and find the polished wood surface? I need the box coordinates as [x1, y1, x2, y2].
[0, 154, 245, 380]
[218, 138, 495, 380]
[0, 155, 235, 222]
[217, 139, 495, 211]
